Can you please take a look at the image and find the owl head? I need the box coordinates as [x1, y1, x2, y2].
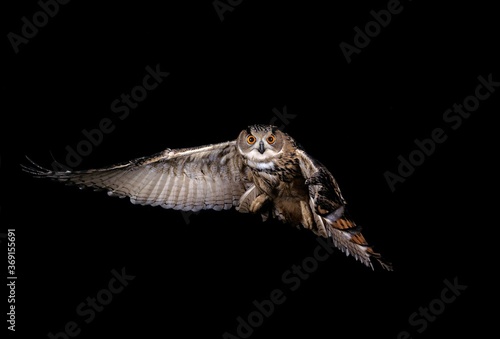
[236, 125, 286, 163]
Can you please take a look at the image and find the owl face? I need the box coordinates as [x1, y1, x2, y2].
[237, 125, 285, 163]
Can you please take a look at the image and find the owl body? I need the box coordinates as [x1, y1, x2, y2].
[24, 124, 392, 270]
[237, 126, 312, 229]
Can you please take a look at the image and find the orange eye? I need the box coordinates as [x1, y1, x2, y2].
[247, 135, 257, 144]
[267, 135, 276, 144]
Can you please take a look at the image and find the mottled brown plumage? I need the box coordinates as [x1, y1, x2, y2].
[23, 124, 392, 270]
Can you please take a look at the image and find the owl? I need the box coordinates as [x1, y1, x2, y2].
[23, 124, 392, 270]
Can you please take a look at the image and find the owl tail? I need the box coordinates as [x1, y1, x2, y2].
[313, 213, 393, 271]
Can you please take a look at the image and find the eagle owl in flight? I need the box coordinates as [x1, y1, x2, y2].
[24, 125, 392, 270]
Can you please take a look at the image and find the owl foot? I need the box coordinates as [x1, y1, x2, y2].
[249, 194, 270, 214]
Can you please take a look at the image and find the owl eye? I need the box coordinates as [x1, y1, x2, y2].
[247, 135, 257, 144]
[267, 135, 276, 144]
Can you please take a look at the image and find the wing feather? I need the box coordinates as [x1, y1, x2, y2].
[173, 174, 187, 210]
[193, 174, 205, 211]
[185, 175, 196, 211]
[23, 141, 250, 212]
[223, 169, 234, 210]
[164, 168, 182, 208]
[213, 177, 225, 211]
[202, 176, 214, 210]
[138, 167, 164, 205]
[130, 167, 157, 205]
[297, 149, 392, 270]
[145, 169, 167, 205]
[296, 149, 346, 222]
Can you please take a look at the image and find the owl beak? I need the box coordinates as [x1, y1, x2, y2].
[258, 141, 265, 154]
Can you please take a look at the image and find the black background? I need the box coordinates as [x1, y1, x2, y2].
[2, 1, 498, 338]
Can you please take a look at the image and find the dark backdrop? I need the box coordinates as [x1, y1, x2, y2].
[2, 1, 497, 338]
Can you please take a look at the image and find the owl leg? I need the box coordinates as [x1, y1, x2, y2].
[300, 200, 314, 230]
[249, 194, 270, 214]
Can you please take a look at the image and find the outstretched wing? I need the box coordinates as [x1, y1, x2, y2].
[296, 149, 392, 270]
[23, 141, 252, 212]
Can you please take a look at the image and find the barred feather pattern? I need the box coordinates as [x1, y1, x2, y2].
[22, 142, 252, 212]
